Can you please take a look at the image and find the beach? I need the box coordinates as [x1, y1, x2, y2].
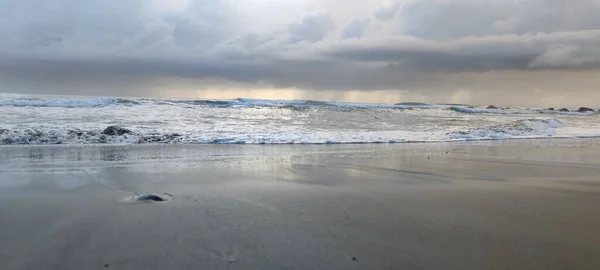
[1, 139, 600, 270]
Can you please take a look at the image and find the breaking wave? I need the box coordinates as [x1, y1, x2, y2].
[1, 94, 599, 145]
[1, 118, 597, 145]
[449, 119, 562, 140]
[0, 94, 597, 117]
[0, 127, 422, 145]
[449, 106, 598, 115]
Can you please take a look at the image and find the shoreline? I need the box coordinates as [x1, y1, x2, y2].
[2, 134, 600, 148]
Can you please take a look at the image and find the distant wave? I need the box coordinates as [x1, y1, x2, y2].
[0, 95, 598, 117]
[449, 106, 598, 115]
[538, 109, 598, 116]
[0, 96, 463, 111]
[0, 95, 446, 110]
[448, 106, 531, 114]
[163, 99, 235, 107]
[0, 97, 140, 108]
[163, 98, 416, 110]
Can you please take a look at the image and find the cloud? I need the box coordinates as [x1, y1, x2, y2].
[375, 0, 600, 39]
[341, 18, 369, 39]
[288, 13, 334, 43]
[530, 45, 600, 68]
[374, 2, 401, 20]
[0, 0, 600, 103]
[327, 30, 600, 71]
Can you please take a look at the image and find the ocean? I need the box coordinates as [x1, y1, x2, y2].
[1, 93, 599, 145]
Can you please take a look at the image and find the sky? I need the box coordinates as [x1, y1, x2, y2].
[1, 0, 600, 106]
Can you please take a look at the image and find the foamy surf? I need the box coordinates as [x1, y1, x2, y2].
[0, 94, 598, 145]
[449, 119, 562, 140]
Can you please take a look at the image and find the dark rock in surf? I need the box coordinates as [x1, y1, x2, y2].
[486, 105, 498, 109]
[558, 108, 570, 112]
[102, 126, 131, 136]
[577, 107, 594, 112]
[547, 108, 554, 111]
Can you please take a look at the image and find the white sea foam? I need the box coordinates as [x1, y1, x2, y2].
[1, 94, 599, 145]
[449, 119, 562, 140]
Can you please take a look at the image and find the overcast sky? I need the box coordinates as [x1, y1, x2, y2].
[1, 0, 600, 106]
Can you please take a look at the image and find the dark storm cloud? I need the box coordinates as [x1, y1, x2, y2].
[1, 0, 600, 95]
[0, 52, 434, 91]
[0, 55, 280, 83]
[326, 30, 600, 72]
[328, 45, 537, 72]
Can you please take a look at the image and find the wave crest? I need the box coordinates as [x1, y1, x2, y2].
[449, 119, 562, 140]
[0, 97, 140, 108]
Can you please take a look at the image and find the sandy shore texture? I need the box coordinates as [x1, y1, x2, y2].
[1, 140, 600, 270]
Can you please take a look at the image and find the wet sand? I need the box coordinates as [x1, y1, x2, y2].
[1, 139, 600, 270]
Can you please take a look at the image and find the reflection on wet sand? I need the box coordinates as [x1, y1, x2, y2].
[1, 140, 600, 269]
